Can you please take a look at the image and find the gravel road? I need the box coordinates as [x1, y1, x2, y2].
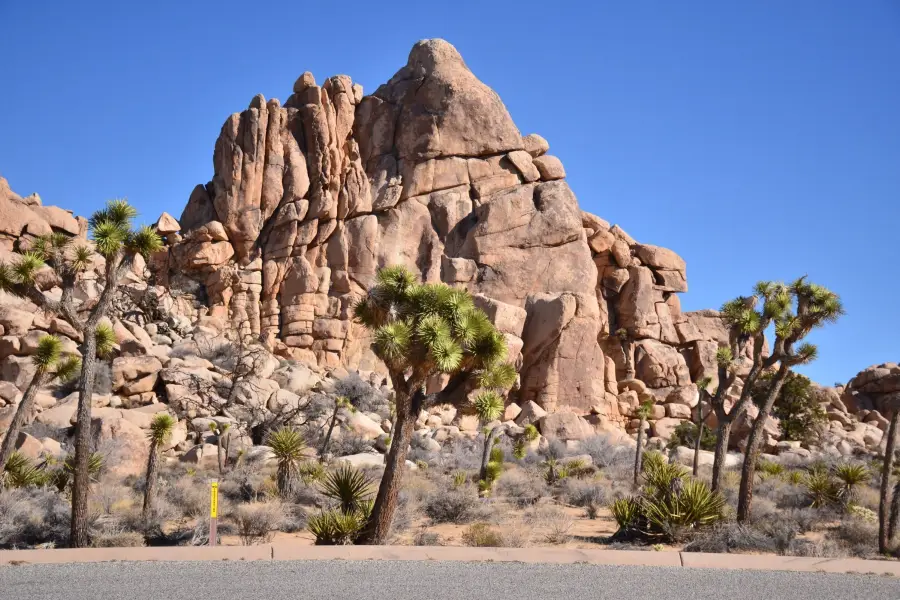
[0, 559, 897, 599]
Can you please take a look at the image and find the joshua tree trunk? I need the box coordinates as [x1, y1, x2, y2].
[622, 338, 635, 380]
[357, 390, 420, 545]
[319, 402, 341, 462]
[71, 254, 128, 547]
[142, 441, 161, 520]
[692, 421, 704, 478]
[879, 410, 899, 554]
[711, 421, 732, 492]
[889, 479, 900, 545]
[0, 369, 49, 473]
[479, 425, 504, 482]
[737, 367, 788, 523]
[633, 418, 647, 489]
[70, 329, 99, 548]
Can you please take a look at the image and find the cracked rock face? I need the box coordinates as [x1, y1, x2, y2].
[155, 38, 710, 420]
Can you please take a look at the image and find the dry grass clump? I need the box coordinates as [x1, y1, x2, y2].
[230, 501, 285, 545]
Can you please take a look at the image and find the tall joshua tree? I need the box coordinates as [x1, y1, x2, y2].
[691, 376, 713, 478]
[267, 427, 306, 499]
[879, 406, 899, 554]
[353, 266, 514, 544]
[142, 413, 176, 520]
[0, 335, 81, 471]
[733, 279, 842, 523]
[632, 400, 653, 489]
[474, 390, 510, 484]
[0, 199, 162, 546]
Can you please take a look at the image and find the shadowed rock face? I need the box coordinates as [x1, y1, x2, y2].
[155, 38, 706, 418]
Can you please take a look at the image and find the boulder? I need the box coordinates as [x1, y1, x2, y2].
[537, 409, 594, 441]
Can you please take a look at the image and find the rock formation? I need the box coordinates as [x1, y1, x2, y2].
[151, 39, 737, 436]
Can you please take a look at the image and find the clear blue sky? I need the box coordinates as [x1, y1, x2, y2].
[1, 1, 897, 386]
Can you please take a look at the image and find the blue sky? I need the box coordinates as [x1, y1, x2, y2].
[1, 1, 897, 385]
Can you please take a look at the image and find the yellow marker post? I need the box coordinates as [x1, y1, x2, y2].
[209, 480, 219, 546]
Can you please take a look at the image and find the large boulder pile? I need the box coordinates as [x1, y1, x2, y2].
[147, 38, 738, 441]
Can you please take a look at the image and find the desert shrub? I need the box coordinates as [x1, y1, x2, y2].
[540, 439, 569, 461]
[461, 523, 503, 547]
[530, 506, 573, 545]
[580, 434, 634, 471]
[832, 516, 878, 556]
[329, 433, 373, 457]
[219, 459, 270, 503]
[640, 480, 725, 541]
[833, 462, 870, 503]
[423, 486, 479, 523]
[495, 469, 546, 508]
[165, 477, 209, 520]
[752, 371, 825, 443]
[388, 491, 416, 538]
[90, 528, 145, 548]
[787, 538, 848, 558]
[665, 421, 716, 452]
[231, 502, 284, 545]
[755, 476, 807, 509]
[684, 523, 779, 554]
[307, 509, 366, 545]
[757, 460, 785, 479]
[610, 497, 641, 534]
[413, 528, 442, 546]
[92, 483, 134, 515]
[0, 487, 70, 548]
[435, 438, 481, 471]
[561, 478, 605, 508]
[1, 452, 47, 489]
[333, 372, 388, 417]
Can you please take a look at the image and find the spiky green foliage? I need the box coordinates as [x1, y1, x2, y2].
[452, 470, 468, 487]
[834, 462, 870, 501]
[354, 266, 513, 381]
[266, 427, 305, 498]
[307, 508, 369, 545]
[523, 424, 539, 442]
[54, 356, 82, 382]
[472, 391, 505, 424]
[32, 335, 63, 370]
[714, 346, 733, 368]
[477, 362, 517, 391]
[70, 245, 94, 272]
[611, 497, 642, 531]
[147, 413, 176, 446]
[666, 421, 716, 452]
[757, 460, 785, 478]
[320, 464, 375, 514]
[635, 400, 654, 420]
[94, 323, 117, 358]
[126, 225, 163, 258]
[640, 479, 726, 539]
[641, 453, 689, 499]
[803, 471, 840, 508]
[2, 452, 46, 488]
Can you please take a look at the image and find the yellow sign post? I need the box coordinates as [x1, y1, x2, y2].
[209, 480, 219, 546]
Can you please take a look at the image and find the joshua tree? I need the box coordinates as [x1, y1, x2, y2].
[319, 396, 351, 461]
[473, 390, 507, 484]
[0, 335, 81, 472]
[633, 400, 653, 489]
[0, 199, 162, 546]
[267, 427, 306, 498]
[880, 408, 899, 554]
[142, 413, 176, 519]
[691, 376, 713, 477]
[734, 279, 843, 523]
[352, 266, 515, 544]
[209, 422, 232, 474]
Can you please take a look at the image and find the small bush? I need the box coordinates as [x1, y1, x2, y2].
[833, 517, 878, 554]
[495, 470, 546, 508]
[684, 523, 779, 554]
[330, 433, 374, 457]
[412, 528, 442, 546]
[165, 477, 208, 520]
[0, 487, 70, 548]
[803, 471, 840, 508]
[665, 421, 716, 452]
[423, 487, 479, 523]
[461, 523, 503, 547]
[231, 502, 284, 545]
[90, 529, 145, 548]
[580, 434, 634, 470]
[561, 478, 606, 508]
[531, 507, 573, 545]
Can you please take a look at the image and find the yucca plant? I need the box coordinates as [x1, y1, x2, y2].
[307, 508, 368, 545]
[474, 389, 507, 485]
[632, 400, 653, 489]
[1, 452, 46, 489]
[610, 497, 642, 535]
[319, 464, 375, 514]
[804, 471, 840, 509]
[266, 427, 306, 499]
[299, 461, 326, 484]
[452, 470, 468, 488]
[142, 413, 176, 519]
[0, 335, 81, 473]
[0, 198, 162, 547]
[50, 452, 105, 492]
[757, 460, 785, 480]
[834, 462, 870, 505]
[352, 266, 516, 544]
[640, 479, 726, 541]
